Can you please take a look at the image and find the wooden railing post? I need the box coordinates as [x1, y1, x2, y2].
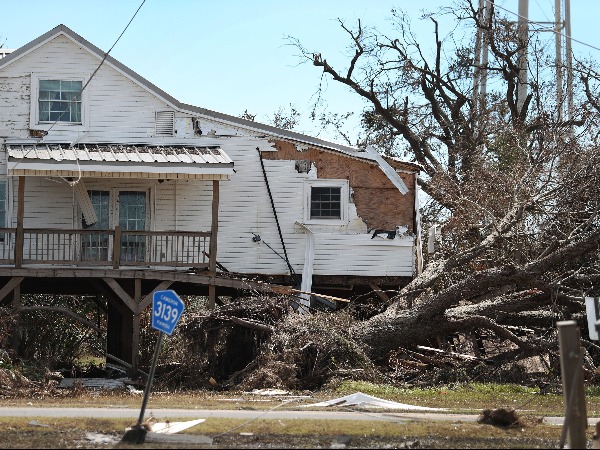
[113, 226, 121, 269]
[14, 177, 25, 268]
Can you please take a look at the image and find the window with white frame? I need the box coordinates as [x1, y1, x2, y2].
[30, 74, 88, 130]
[38, 80, 82, 123]
[304, 179, 348, 224]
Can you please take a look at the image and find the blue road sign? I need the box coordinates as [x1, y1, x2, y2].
[152, 290, 185, 336]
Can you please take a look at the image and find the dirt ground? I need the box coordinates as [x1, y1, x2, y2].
[0, 428, 561, 449]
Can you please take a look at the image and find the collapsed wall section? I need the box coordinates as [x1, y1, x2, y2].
[262, 140, 417, 233]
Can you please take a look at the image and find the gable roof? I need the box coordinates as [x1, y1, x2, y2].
[0, 25, 368, 154]
[1, 24, 418, 190]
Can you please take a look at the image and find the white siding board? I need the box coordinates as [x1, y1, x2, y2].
[16, 177, 75, 228]
[0, 76, 30, 140]
[215, 149, 415, 277]
[1, 35, 178, 142]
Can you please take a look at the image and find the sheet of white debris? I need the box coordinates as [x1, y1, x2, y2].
[149, 418, 206, 434]
[300, 392, 446, 411]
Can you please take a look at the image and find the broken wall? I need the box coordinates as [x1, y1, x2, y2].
[262, 140, 417, 233]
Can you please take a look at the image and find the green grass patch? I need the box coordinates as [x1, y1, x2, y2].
[1, 416, 430, 437]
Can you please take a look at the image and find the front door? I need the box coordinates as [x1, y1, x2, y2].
[82, 190, 110, 261]
[117, 191, 147, 263]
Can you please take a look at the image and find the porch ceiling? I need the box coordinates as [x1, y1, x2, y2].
[5, 143, 234, 179]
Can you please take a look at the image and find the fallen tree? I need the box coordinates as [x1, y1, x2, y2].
[279, 0, 600, 368]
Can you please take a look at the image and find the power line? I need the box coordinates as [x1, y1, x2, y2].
[46, 0, 147, 136]
[81, 0, 147, 96]
[11, 0, 147, 183]
[485, 0, 600, 52]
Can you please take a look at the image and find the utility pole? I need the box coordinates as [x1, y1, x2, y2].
[555, 0, 574, 122]
[472, 0, 492, 115]
[565, 0, 573, 122]
[517, 0, 529, 112]
[473, 0, 572, 123]
[555, 0, 564, 121]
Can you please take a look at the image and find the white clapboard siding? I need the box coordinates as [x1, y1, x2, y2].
[216, 147, 304, 274]
[311, 234, 414, 276]
[14, 177, 75, 228]
[0, 35, 183, 145]
[213, 144, 415, 277]
[153, 181, 177, 230]
[170, 180, 213, 231]
[0, 75, 30, 136]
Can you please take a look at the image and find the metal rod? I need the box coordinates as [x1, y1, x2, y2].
[136, 331, 164, 427]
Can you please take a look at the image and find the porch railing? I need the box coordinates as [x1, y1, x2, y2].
[0, 227, 212, 269]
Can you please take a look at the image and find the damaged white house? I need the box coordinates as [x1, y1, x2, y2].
[0, 24, 422, 371]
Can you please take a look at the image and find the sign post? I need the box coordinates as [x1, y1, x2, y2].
[122, 290, 185, 444]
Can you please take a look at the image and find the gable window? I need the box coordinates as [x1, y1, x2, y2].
[311, 186, 341, 219]
[39, 80, 82, 123]
[304, 179, 348, 224]
[30, 74, 88, 130]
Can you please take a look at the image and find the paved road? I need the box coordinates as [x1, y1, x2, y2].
[0, 406, 597, 427]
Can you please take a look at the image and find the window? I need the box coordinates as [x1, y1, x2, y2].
[311, 186, 341, 219]
[30, 74, 88, 130]
[118, 191, 147, 263]
[39, 80, 82, 123]
[81, 190, 110, 262]
[304, 180, 348, 224]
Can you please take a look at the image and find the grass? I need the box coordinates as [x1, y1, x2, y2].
[0, 379, 595, 415]
[0, 380, 598, 447]
[0, 415, 565, 449]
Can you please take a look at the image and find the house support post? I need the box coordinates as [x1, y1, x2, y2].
[298, 224, 314, 313]
[103, 278, 136, 371]
[14, 177, 25, 268]
[208, 180, 219, 310]
[10, 281, 21, 354]
[131, 278, 142, 378]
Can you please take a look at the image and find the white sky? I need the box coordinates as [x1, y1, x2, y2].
[1, 0, 599, 145]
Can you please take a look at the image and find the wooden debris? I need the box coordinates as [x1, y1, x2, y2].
[229, 316, 274, 333]
[416, 345, 485, 362]
[269, 285, 350, 303]
[398, 347, 454, 368]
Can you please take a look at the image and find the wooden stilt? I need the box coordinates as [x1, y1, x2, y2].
[208, 180, 219, 310]
[11, 282, 21, 354]
[15, 177, 25, 268]
[131, 278, 142, 378]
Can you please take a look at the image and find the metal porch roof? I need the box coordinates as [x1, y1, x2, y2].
[5, 143, 234, 178]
